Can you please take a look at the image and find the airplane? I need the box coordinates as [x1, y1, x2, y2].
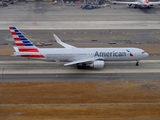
[9, 27, 149, 69]
[109, 0, 160, 8]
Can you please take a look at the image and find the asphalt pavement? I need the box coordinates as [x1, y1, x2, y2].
[0, 56, 159, 81]
[1, 2, 160, 29]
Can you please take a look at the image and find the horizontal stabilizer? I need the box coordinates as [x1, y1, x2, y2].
[13, 46, 19, 52]
[12, 52, 35, 56]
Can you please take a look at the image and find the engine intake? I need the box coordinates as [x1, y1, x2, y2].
[90, 60, 105, 68]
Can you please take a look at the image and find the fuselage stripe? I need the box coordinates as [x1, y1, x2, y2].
[21, 55, 45, 58]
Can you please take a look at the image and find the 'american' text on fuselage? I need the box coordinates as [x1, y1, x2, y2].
[94, 51, 127, 57]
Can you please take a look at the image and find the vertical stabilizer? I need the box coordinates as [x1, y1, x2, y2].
[9, 27, 44, 58]
[9, 27, 39, 52]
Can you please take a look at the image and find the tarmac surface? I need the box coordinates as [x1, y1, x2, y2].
[1, 29, 160, 45]
[0, 56, 159, 81]
[1, 2, 160, 29]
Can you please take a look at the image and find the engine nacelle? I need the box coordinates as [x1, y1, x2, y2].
[90, 61, 105, 69]
[128, 4, 132, 6]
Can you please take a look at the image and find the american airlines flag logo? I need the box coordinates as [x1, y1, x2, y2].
[9, 27, 34, 47]
[126, 49, 133, 56]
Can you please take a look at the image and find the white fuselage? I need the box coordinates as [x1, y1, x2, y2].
[36, 47, 148, 62]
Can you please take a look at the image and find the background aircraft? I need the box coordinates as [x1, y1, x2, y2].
[9, 27, 149, 69]
[109, 0, 160, 8]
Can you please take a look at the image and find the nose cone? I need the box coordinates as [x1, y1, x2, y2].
[143, 52, 149, 58]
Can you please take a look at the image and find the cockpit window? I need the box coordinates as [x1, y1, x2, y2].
[142, 51, 146, 54]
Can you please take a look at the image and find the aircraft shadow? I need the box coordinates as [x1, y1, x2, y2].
[138, 7, 157, 14]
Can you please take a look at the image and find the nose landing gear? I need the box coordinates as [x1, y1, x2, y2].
[136, 61, 139, 66]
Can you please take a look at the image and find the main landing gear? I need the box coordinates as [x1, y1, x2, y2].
[77, 63, 87, 69]
[134, 5, 138, 9]
[136, 61, 139, 66]
[77, 63, 91, 69]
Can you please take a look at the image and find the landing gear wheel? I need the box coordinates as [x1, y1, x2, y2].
[134, 5, 137, 9]
[136, 61, 139, 66]
[77, 66, 81, 69]
[77, 63, 87, 69]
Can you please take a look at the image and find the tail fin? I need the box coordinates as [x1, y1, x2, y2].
[9, 27, 39, 52]
[9, 27, 45, 59]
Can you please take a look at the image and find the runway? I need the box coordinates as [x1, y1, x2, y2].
[0, 56, 160, 81]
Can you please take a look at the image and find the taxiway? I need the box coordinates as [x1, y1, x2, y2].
[1, 2, 160, 29]
[0, 56, 159, 81]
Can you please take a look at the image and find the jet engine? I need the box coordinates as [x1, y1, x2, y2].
[128, 4, 132, 6]
[90, 60, 105, 68]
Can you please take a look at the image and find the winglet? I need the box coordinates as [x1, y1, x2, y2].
[53, 34, 77, 49]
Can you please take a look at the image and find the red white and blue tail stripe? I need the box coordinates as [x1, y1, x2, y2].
[9, 26, 39, 52]
[9, 27, 44, 58]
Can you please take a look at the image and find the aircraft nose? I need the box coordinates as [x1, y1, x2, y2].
[144, 52, 149, 58]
